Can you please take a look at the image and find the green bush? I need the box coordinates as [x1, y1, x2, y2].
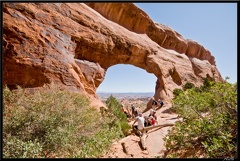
[165, 81, 237, 158]
[183, 82, 195, 91]
[200, 74, 216, 91]
[173, 88, 183, 98]
[105, 95, 131, 136]
[3, 137, 43, 158]
[3, 83, 128, 158]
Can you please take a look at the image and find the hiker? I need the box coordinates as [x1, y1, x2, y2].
[149, 116, 157, 126]
[157, 99, 164, 108]
[131, 104, 138, 119]
[143, 114, 151, 127]
[147, 109, 158, 125]
[149, 108, 155, 116]
[151, 97, 158, 110]
[132, 113, 145, 136]
[152, 111, 158, 124]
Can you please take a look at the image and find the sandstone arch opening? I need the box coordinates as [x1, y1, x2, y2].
[96, 64, 156, 101]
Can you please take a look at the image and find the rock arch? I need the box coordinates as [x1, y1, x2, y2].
[3, 3, 223, 109]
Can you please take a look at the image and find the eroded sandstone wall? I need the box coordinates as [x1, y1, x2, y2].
[3, 3, 223, 109]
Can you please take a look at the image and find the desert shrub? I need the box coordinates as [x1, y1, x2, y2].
[74, 95, 131, 157]
[3, 83, 126, 158]
[200, 74, 216, 91]
[105, 95, 125, 120]
[120, 121, 132, 136]
[105, 95, 131, 136]
[164, 80, 237, 158]
[164, 81, 237, 158]
[74, 126, 121, 158]
[173, 88, 183, 98]
[3, 137, 43, 158]
[183, 82, 195, 91]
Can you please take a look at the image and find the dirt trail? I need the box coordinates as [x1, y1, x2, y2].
[101, 102, 180, 158]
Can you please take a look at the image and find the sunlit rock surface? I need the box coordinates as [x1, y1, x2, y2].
[3, 3, 223, 109]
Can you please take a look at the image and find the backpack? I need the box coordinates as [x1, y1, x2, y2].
[152, 100, 158, 106]
[159, 100, 164, 107]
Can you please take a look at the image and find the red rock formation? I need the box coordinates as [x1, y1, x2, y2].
[3, 3, 223, 109]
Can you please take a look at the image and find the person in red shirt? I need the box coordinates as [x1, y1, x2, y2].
[149, 109, 158, 125]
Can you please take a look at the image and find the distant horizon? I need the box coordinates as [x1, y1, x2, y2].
[96, 91, 155, 100]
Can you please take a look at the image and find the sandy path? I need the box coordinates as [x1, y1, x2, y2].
[101, 102, 180, 158]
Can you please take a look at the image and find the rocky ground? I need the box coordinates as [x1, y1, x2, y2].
[99, 100, 180, 158]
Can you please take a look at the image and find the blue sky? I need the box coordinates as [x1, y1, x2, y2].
[97, 3, 237, 93]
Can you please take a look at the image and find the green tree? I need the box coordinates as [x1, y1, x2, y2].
[105, 95, 131, 136]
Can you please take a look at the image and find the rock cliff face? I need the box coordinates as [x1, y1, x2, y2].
[3, 3, 223, 109]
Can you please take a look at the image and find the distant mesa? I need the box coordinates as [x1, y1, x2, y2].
[97, 92, 155, 101]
